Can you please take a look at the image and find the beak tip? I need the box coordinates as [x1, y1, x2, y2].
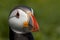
[30, 14, 39, 32]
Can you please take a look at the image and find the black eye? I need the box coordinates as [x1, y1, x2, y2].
[16, 12, 19, 18]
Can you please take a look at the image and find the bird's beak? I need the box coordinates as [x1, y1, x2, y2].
[30, 14, 39, 32]
[23, 13, 39, 32]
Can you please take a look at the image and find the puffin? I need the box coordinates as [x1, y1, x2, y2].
[8, 6, 39, 40]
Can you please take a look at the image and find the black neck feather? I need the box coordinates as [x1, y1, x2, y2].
[9, 28, 34, 40]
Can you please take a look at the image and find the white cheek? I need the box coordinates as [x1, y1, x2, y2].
[9, 17, 21, 28]
[9, 14, 28, 28]
[9, 9, 29, 33]
[19, 13, 28, 23]
[10, 10, 17, 18]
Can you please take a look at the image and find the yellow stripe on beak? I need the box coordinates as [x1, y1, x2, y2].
[23, 21, 28, 28]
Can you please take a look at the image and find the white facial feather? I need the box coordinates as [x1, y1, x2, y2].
[9, 9, 29, 33]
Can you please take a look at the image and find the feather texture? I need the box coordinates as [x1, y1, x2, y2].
[9, 28, 34, 40]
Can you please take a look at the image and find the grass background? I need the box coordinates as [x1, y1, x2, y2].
[0, 0, 60, 40]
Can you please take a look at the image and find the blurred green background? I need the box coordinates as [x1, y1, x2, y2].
[0, 0, 60, 40]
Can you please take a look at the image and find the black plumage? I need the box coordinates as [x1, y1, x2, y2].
[9, 28, 34, 40]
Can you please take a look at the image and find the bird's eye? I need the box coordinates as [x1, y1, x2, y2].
[16, 12, 19, 18]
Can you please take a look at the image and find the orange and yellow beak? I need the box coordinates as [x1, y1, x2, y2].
[23, 13, 39, 32]
[30, 14, 39, 32]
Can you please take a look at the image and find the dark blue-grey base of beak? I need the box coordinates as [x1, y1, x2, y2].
[9, 28, 34, 40]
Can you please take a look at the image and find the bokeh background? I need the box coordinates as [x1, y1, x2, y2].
[0, 0, 60, 40]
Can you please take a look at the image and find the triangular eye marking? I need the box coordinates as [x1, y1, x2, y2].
[16, 11, 19, 18]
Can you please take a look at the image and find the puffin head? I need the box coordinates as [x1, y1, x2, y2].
[8, 6, 39, 33]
